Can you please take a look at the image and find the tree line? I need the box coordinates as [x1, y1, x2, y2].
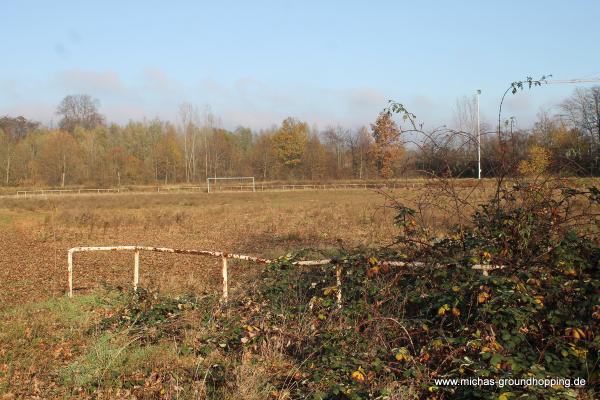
[0, 87, 599, 187]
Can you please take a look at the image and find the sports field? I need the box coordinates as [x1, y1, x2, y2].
[0, 189, 417, 308]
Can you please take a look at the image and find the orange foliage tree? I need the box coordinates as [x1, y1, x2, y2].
[370, 112, 404, 179]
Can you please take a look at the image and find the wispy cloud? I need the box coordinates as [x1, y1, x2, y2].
[5, 101, 56, 124]
[142, 68, 180, 95]
[347, 88, 386, 110]
[3, 69, 455, 130]
[199, 77, 231, 99]
[234, 76, 297, 109]
[56, 69, 128, 96]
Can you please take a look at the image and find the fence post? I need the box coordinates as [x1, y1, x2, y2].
[221, 256, 228, 304]
[68, 250, 73, 298]
[134, 250, 140, 291]
[335, 265, 342, 308]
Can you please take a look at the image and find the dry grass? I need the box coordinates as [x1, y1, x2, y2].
[0, 190, 399, 308]
[0, 181, 507, 310]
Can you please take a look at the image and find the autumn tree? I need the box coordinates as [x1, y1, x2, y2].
[0, 128, 9, 185]
[532, 112, 592, 175]
[370, 112, 404, 179]
[211, 129, 236, 177]
[302, 132, 327, 180]
[56, 94, 105, 132]
[233, 126, 253, 155]
[155, 124, 183, 184]
[73, 125, 111, 184]
[106, 146, 127, 185]
[0, 116, 39, 185]
[272, 117, 308, 178]
[13, 129, 44, 185]
[118, 120, 165, 182]
[518, 145, 551, 176]
[6, 85, 600, 186]
[0, 116, 39, 140]
[251, 130, 276, 180]
[38, 130, 83, 186]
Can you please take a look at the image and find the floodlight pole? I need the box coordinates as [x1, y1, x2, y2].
[476, 89, 481, 180]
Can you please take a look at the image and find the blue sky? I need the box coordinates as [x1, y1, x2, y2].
[1, 0, 599, 131]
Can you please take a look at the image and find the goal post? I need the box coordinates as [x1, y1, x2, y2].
[207, 177, 256, 193]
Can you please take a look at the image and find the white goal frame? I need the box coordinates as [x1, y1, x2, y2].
[207, 177, 255, 193]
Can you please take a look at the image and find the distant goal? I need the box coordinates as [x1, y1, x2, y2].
[207, 177, 256, 193]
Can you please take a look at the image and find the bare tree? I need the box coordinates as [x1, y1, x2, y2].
[252, 128, 276, 180]
[561, 86, 600, 146]
[346, 126, 372, 179]
[202, 106, 219, 179]
[56, 94, 104, 132]
[452, 95, 478, 151]
[532, 109, 555, 148]
[323, 125, 348, 178]
[179, 102, 200, 182]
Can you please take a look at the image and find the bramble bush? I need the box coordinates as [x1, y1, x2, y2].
[235, 180, 599, 399]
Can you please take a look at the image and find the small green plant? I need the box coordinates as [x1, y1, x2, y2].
[61, 333, 169, 389]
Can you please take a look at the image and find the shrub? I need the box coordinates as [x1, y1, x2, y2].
[231, 181, 600, 399]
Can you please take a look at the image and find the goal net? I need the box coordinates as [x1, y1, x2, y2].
[207, 177, 256, 193]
